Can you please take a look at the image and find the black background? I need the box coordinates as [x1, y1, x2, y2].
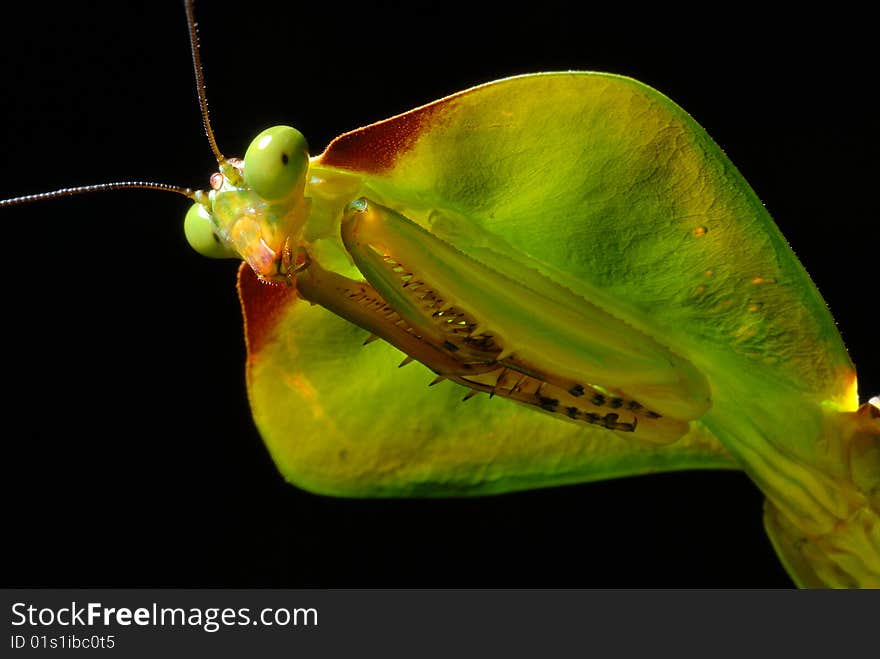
[2, 2, 876, 587]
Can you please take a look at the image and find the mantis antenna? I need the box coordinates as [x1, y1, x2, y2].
[184, 0, 225, 166]
[0, 0, 219, 207]
[0, 182, 195, 207]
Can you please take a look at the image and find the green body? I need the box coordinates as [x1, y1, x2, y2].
[188, 73, 879, 587]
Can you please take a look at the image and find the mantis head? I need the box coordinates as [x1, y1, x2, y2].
[184, 126, 311, 285]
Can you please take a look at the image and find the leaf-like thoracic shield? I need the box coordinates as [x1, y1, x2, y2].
[239, 73, 856, 501]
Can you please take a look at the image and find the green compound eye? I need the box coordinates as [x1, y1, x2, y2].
[184, 203, 238, 259]
[244, 125, 309, 201]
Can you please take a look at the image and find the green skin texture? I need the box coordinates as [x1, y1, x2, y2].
[191, 73, 880, 587]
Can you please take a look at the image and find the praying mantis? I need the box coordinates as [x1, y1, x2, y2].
[3, 3, 876, 586]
